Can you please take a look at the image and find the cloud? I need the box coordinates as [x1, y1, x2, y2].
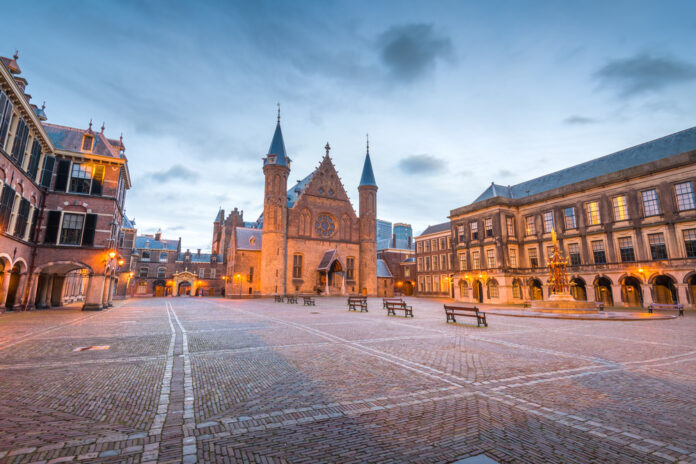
[563, 115, 598, 125]
[497, 169, 514, 178]
[398, 154, 444, 174]
[378, 24, 453, 81]
[594, 53, 696, 98]
[151, 164, 199, 183]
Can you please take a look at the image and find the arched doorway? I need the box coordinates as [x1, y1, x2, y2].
[472, 280, 483, 303]
[570, 277, 587, 301]
[594, 276, 613, 306]
[621, 276, 643, 307]
[529, 278, 543, 300]
[653, 275, 677, 304]
[401, 281, 414, 296]
[33, 261, 93, 309]
[688, 275, 696, 306]
[327, 260, 344, 294]
[4, 263, 24, 310]
[178, 281, 192, 296]
[153, 280, 167, 297]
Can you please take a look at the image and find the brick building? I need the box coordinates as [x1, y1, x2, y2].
[217, 116, 378, 297]
[0, 52, 130, 311]
[449, 127, 696, 308]
[377, 221, 415, 296]
[414, 222, 453, 297]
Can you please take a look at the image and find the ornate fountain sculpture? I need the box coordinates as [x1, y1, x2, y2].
[547, 229, 574, 301]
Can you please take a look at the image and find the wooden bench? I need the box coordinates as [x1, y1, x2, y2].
[347, 296, 368, 312]
[286, 295, 298, 304]
[596, 302, 605, 311]
[385, 301, 413, 318]
[382, 298, 404, 309]
[303, 296, 316, 306]
[274, 295, 284, 303]
[522, 300, 531, 308]
[444, 304, 487, 327]
[648, 303, 684, 317]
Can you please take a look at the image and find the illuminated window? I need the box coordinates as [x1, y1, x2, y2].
[641, 189, 660, 217]
[564, 207, 577, 229]
[612, 195, 629, 221]
[675, 182, 695, 211]
[585, 201, 601, 225]
[487, 279, 499, 298]
[69, 163, 92, 194]
[525, 216, 536, 235]
[512, 280, 522, 299]
[543, 211, 554, 233]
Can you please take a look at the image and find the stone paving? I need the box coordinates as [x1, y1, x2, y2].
[0, 297, 694, 463]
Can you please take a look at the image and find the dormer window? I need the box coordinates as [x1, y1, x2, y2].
[82, 134, 94, 152]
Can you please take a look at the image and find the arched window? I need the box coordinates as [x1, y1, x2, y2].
[459, 279, 468, 297]
[487, 279, 499, 298]
[139, 267, 149, 278]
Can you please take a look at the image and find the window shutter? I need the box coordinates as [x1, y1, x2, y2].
[0, 93, 11, 149]
[44, 211, 61, 244]
[90, 165, 104, 196]
[29, 207, 39, 242]
[27, 140, 41, 180]
[40, 156, 55, 188]
[54, 159, 71, 192]
[82, 213, 98, 246]
[0, 185, 16, 231]
[13, 198, 30, 238]
[11, 119, 28, 165]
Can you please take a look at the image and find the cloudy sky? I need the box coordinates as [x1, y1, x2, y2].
[5, 0, 696, 250]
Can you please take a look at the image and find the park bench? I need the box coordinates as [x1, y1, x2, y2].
[286, 295, 298, 304]
[522, 300, 531, 308]
[596, 302, 605, 311]
[648, 303, 684, 317]
[303, 296, 316, 306]
[443, 304, 488, 327]
[347, 296, 368, 312]
[382, 298, 404, 308]
[274, 295, 284, 303]
[385, 300, 413, 318]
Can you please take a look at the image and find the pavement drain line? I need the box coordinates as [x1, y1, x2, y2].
[214, 302, 696, 461]
[0, 312, 102, 351]
[169, 302, 198, 460]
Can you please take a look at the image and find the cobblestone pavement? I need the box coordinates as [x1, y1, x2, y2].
[0, 297, 694, 463]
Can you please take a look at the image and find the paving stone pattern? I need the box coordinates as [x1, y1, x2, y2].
[0, 297, 694, 463]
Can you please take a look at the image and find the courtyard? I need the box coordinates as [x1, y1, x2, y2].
[0, 297, 694, 464]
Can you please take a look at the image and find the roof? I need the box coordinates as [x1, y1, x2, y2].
[377, 259, 393, 278]
[257, 171, 314, 225]
[264, 122, 289, 167]
[177, 252, 223, 263]
[43, 123, 124, 159]
[236, 227, 262, 251]
[135, 236, 179, 250]
[0, 54, 20, 74]
[214, 208, 224, 223]
[418, 222, 450, 236]
[317, 250, 338, 271]
[122, 216, 135, 229]
[359, 152, 377, 187]
[473, 126, 696, 203]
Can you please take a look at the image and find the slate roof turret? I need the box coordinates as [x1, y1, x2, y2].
[264, 121, 289, 167]
[359, 141, 377, 187]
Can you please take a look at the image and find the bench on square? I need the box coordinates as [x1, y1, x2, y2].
[522, 300, 531, 308]
[302, 296, 316, 306]
[286, 295, 298, 304]
[596, 302, 605, 311]
[385, 301, 413, 318]
[274, 295, 284, 303]
[347, 296, 368, 312]
[382, 298, 404, 309]
[648, 303, 684, 317]
[444, 304, 487, 327]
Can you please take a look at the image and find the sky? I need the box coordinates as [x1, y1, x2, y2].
[4, 0, 696, 250]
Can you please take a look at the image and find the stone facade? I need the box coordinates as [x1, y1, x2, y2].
[221, 120, 378, 297]
[0, 52, 131, 312]
[448, 127, 696, 308]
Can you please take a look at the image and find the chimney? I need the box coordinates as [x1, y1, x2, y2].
[197, 248, 201, 256]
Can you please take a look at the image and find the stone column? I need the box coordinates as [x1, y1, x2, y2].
[0, 270, 11, 308]
[641, 284, 654, 306]
[612, 284, 623, 307]
[82, 274, 105, 311]
[106, 278, 115, 307]
[15, 272, 29, 309]
[677, 283, 689, 306]
[43, 275, 55, 308]
[24, 272, 40, 310]
[50, 276, 65, 307]
[585, 283, 596, 303]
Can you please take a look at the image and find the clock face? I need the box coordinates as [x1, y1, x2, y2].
[315, 214, 336, 237]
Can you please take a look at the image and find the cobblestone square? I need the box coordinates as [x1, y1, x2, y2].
[1, 297, 694, 463]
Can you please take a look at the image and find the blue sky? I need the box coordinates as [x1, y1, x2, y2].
[5, 0, 696, 250]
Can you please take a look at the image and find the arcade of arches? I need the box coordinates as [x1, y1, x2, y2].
[454, 272, 696, 308]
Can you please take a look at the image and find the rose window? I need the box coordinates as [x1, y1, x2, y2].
[314, 214, 336, 237]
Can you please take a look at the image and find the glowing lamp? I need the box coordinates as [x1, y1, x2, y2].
[108, 251, 116, 259]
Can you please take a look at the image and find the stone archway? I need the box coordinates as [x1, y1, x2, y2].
[570, 277, 587, 301]
[4, 261, 26, 310]
[652, 274, 677, 304]
[594, 276, 613, 306]
[529, 278, 543, 300]
[33, 261, 94, 310]
[686, 273, 696, 306]
[172, 271, 196, 296]
[621, 275, 643, 307]
[472, 280, 484, 303]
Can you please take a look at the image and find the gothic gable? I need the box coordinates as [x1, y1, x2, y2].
[293, 154, 356, 218]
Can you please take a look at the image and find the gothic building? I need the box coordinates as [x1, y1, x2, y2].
[215, 117, 378, 296]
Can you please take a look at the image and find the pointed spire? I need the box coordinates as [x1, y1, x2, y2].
[101, 122, 105, 134]
[13, 50, 18, 61]
[88, 119, 93, 132]
[265, 108, 288, 166]
[359, 138, 377, 187]
[277, 102, 280, 123]
[324, 142, 331, 158]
